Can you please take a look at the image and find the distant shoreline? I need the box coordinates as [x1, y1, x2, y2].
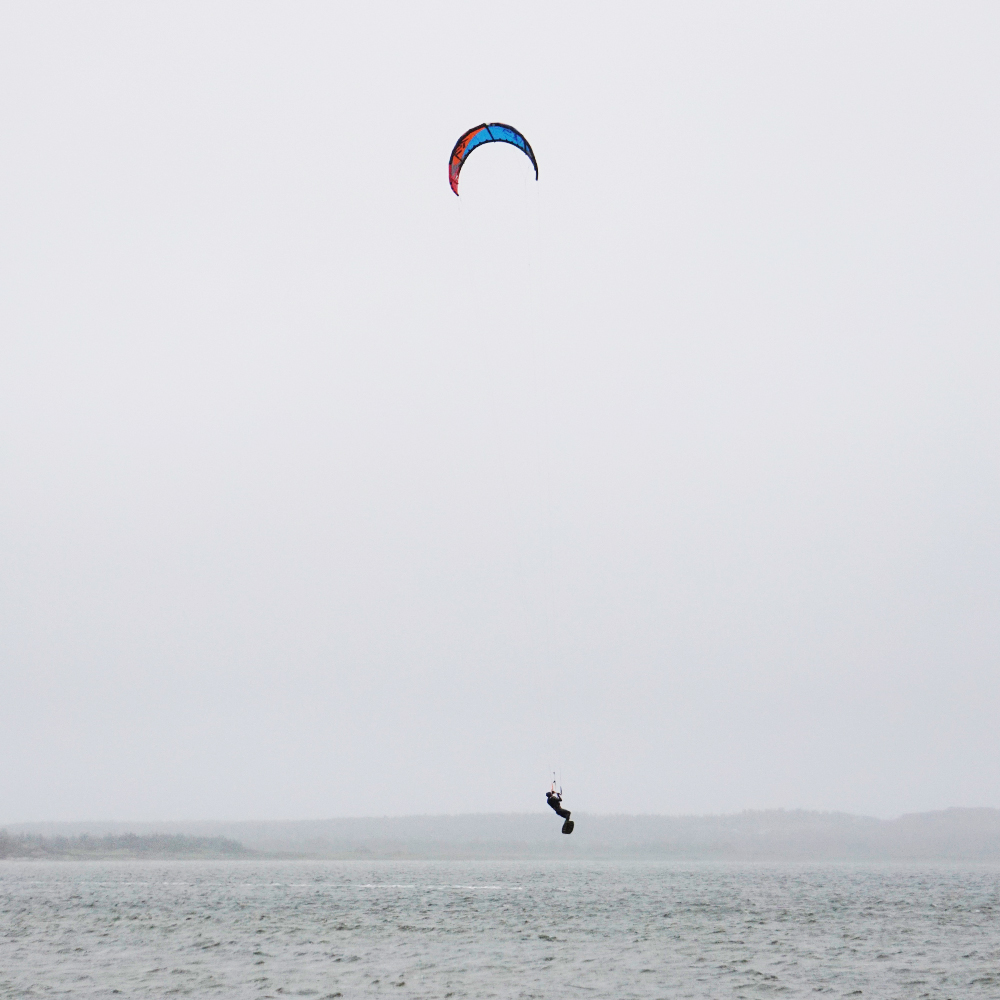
[0, 831, 251, 861]
[4, 808, 1000, 862]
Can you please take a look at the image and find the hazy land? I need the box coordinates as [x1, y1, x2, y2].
[0, 831, 249, 860]
[4, 808, 1000, 861]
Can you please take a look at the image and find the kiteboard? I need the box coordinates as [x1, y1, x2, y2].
[562, 819, 574, 835]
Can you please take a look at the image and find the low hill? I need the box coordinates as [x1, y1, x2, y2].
[0, 831, 250, 859]
[6, 809, 1000, 861]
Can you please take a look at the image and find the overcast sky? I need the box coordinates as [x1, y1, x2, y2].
[2, 3, 998, 822]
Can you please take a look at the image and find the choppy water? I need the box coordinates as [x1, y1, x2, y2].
[2, 860, 999, 998]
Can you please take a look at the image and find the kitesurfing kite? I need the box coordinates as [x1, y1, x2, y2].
[449, 122, 538, 196]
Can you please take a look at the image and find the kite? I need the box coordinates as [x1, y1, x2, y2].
[448, 122, 538, 196]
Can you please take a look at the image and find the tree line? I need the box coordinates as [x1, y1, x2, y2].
[0, 830, 249, 858]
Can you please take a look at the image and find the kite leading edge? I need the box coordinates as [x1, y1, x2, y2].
[449, 122, 538, 196]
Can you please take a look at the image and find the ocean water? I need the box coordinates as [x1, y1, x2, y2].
[1, 859, 998, 998]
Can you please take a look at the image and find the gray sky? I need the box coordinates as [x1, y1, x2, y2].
[2, 3, 998, 822]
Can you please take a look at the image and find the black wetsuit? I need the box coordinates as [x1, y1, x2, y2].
[546, 792, 571, 820]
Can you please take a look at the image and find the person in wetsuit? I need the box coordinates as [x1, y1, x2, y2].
[546, 786, 571, 821]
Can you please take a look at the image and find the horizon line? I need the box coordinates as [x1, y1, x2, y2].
[6, 806, 999, 827]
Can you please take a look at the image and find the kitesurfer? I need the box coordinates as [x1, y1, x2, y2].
[546, 782, 574, 833]
[546, 787, 570, 819]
